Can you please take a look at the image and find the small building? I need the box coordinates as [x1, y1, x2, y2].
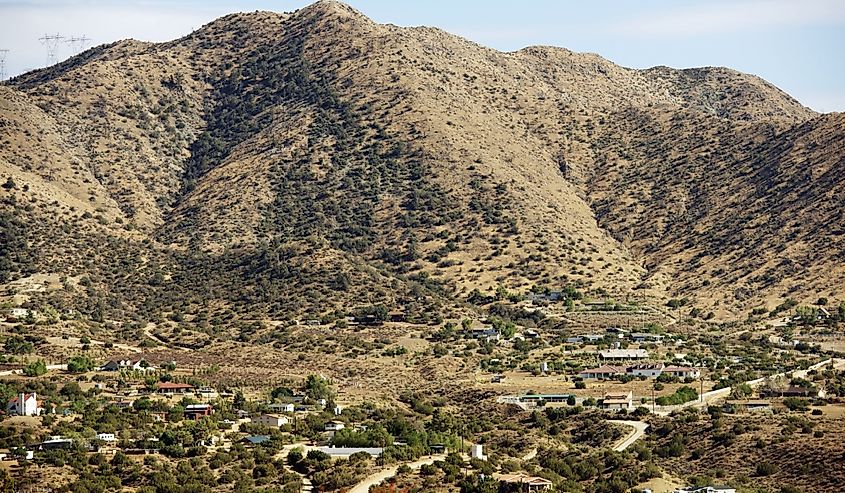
[760, 386, 817, 398]
[599, 349, 648, 361]
[491, 374, 506, 383]
[471, 328, 500, 342]
[96, 433, 117, 442]
[662, 366, 700, 379]
[4, 308, 34, 322]
[252, 414, 289, 427]
[524, 329, 540, 339]
[157, 382, 195, 394]
[183, 404, 213, 420]
[268, 403, 296, 413]
[674, 487, 736, 493]
[429, 444, 446, 454]
[6, 393, 42, 416]
[38, 436, 73, 451]
[723, 400, 772, 413]
[631, 333, 665, 343]
[471, 444, 487, 461]
[316, 446, 384, 457]
[494, 473, 553, 492]
[601, 391, 633, 410]
[325, 421, 345, 432]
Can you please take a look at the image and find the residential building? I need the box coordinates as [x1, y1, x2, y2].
[601, 391, 633, 410]
[316, 446, 384, 457]
[518, 394, 573, 404]
[96, 433, 117, 442]
[674, 487, 736, 493]
[494, 473, 553, 492]
[579, 365, 628, 379]
[471, 444, 487, 461]
[325, 421, 345, 432]
[268, 403, 295, 413]
[662, 366, 700, 379]
[38, 436, 73, 450]
[242, 435, 271, 446]
[6, 393, 42, 416]
[252, 414, 289, 427]
[599, 349, 648, 360]
[157, 382, 195, 394]
[101, 359, 154, 372]
[627, 364, 665, 378]
[183, 404, 213, 420]
[471, 327, 500, 342]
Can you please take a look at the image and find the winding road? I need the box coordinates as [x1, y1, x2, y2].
[347, 454, 446, 493]
[609, 420, 649, 452]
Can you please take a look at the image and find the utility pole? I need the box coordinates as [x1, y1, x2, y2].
[39, 34, 64, 66]
[0, 49, 8, 81]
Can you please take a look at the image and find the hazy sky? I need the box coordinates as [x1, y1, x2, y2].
[1, 0, 843, 112]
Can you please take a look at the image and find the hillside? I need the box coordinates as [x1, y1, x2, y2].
[1, 0, 842, 326]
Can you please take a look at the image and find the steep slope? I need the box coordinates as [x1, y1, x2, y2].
[0, 0, 841, 326]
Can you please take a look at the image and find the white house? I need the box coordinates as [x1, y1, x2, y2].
[268, 403, 295, 413]
[6, 393, 42, 416]
[662, 366, 701, 379]
[325, 421, 345, 432]
[96, 433, 116, 442]
[674, 488, 736, 493]
[599, 349, 648, 360]
[252, 414, 289, 427]
[627, 364, 665, 378]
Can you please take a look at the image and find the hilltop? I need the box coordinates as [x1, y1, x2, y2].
[1, 0, 842, 326]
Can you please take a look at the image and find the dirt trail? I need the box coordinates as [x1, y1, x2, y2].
[347, 454, 447, 493]
[609, 420, 649, 451]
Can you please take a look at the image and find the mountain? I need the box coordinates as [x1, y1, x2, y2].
[1, 1, 842, 328]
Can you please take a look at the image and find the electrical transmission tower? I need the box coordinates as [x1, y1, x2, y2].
[66, 35, 91, 54]
[39, 34, 64, 66]
[0, 49, 8, 81]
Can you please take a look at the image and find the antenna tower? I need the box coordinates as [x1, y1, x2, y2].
[0, 49, 8, 81]
[39, 34, 64, 66]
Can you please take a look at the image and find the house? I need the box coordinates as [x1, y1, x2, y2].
[252, 414, 289, 427]
[325, 421, 345, 432]
[567, 334, 605, 344]
[242, 435, 271, 446]
[471, 328, 500, 342]
[491, 374, 506, 383]
[526, 291, 564, 303]
[579, 365, 627, 379]
[101, 359, 154, 372]
[601, 391, 633, 410]
[599, 349, 648, 360]
[723, 400, 772, 413]
[388, 311, 406, 323]
[268, 403, 295, 413]
[96, 433, 116, 442]
[627, 364, 665, 378]
[183, 404, 213, 420]
[518, 394, 573, 404]
[157, 382, 195, 394]
[760, 386, 817, 398]
[630, 333, 665, 343]
[316, 446, 384, 457]
[429, 444, 446, 454]
[674, 487, 736, 493]
[494, 473, 553, 492]
[662, 366, 700, 379]
[4, 307, 34, 321]
[38, 436, 73, 451]
[6, 393, 42, 416]
[470, 444, 487, 461]
[524, 329, 539, 339]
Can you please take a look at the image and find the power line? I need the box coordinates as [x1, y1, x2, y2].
[39, 33, 64, 66]
[65, 35, 91, 54]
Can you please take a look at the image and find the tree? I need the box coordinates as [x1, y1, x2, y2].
[304, 375, 335, 402]
[67, 355, 96, 373]
[1, 177, 15, 190]
[24, 360, 47, 377]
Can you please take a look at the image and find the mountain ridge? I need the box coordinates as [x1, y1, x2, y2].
[1, 0, 842, 326]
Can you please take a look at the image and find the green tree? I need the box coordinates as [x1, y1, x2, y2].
[24, 360, 47, 377]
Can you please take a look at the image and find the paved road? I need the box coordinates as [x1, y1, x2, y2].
[347, 454, 446, 493]
[609, 420, 649, 452]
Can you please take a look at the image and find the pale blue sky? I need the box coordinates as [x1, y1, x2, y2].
[1, 0, 843, 112]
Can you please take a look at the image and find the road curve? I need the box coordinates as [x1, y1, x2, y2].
[609, 420, 648, 452]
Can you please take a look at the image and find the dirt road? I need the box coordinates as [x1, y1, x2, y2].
[347, 454, 446, 493]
